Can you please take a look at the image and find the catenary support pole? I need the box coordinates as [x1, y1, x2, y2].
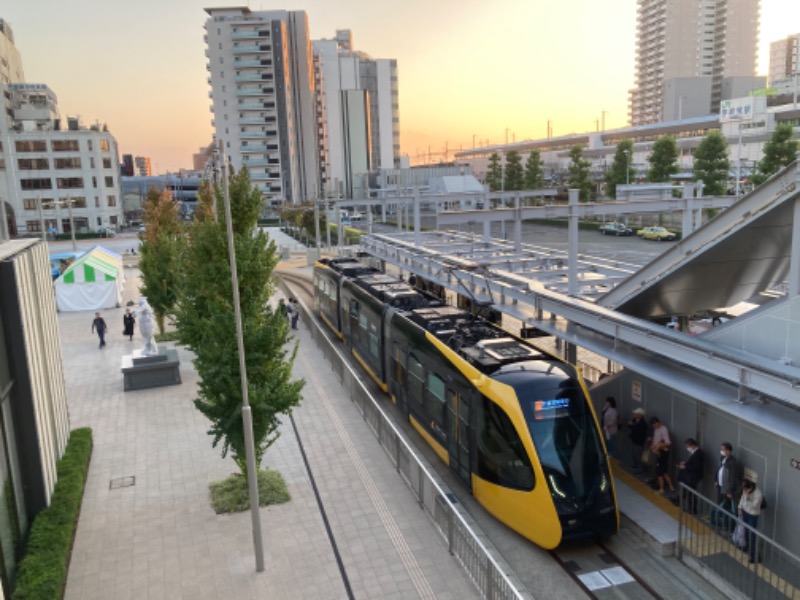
[219, 141, 265, 573]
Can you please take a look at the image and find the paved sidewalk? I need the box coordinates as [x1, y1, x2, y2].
[61, 268, 478, 599]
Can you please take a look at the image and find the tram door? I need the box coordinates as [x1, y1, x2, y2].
[446, 388, 471, 488]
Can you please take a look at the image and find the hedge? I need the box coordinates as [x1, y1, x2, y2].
[12, 428, 93, 600]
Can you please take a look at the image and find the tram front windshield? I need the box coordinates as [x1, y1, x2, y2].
[518, 377, 607, 510]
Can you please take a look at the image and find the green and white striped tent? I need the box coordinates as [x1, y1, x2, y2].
[54, 246, 124, 311]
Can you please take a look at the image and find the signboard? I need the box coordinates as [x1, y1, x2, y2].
[631, 380, 642, 402]
[720, 98, 754, 122]
[749, 87, 778, 97]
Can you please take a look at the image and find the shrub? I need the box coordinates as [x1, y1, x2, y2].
[12, 428, 93, 600]
[209, 469, 290, 514]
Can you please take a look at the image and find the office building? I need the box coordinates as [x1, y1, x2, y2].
[204, 7, 319, 204]
[629, 0, 760, 126]
[313, 30, 400, 198]
[0, 239, 72, 595]
[0, 21, 123, 238]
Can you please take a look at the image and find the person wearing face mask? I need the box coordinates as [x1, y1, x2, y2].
[711, 442, 740, 529]
[738, 480, 764, 563]
[601, 397, 620, 457]
[678, 438, 704, 513]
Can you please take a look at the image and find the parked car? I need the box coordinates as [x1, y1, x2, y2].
[637, 226, 677, 241]
[599, 222, 633, 236]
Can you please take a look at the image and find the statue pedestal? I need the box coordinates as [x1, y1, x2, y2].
[121, 348, 181, 392]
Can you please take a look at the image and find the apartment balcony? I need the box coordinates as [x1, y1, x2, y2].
[242, 158, 268, 167]
[240, 131, 266, 139]
[231, 31, 262, 39]
[238, 116, 269, 124]
[237, 102, 266, 110]
[235, 74, 263, 82]
[232, 44, 268, 54]
[236, 88, 265, 97]
[241, 144, 268, 153]
[233, 59, 262, 68]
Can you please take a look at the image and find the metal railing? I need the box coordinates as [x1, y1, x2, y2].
[677, 485, 800, 600]
[291, 288, 532, 600]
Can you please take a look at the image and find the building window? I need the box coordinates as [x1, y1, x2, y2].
[104, 176, 114, 187]
[92, 176, 97, 188]
[23, 199, 37, 210]
[51, 140, 80, 152]
[97, 217, 102, 226]
[88, 140, 93, 151]
[95, 197, 100, 208]
[56, 177, 84, 189]
[107, 196, 117, 207]
[18, 158, 49, 170]
[89, 157, 95, 168]
[99, 140, 109, 152]
[67, 197, 87, 208]
[54, 157, 81, 169]
[20, 178, 52, 190]
[26, 220, 42, 232]
[102, 157, 112, 169]
[110, 215, 118, 225]
[15, 140, 47, 152]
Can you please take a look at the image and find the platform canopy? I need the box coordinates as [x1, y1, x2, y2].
[54, 246, 124, 311]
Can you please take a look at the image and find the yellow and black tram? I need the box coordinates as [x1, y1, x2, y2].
[313, 257, 618, 548]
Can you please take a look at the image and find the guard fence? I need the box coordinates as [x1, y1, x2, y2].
[292, 289, 532, 600]
[677, 484, 800, 600]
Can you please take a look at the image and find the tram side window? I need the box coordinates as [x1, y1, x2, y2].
[349, 299, 359, 318]
[408, 354, 425, 406]
[425, 372, 446, 424]
[475, 396, 534, 491]
[369, 330, 379, 358]
[392, 344, 406, 386]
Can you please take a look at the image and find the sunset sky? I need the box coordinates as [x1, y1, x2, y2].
[3, 1, 799, 173]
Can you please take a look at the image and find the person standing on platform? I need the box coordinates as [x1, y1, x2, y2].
[738, 480, 764, 563]
[628, 408, 648, 473]
[650, 417, 675, 494]
[678, 438, 704, 512]
[715, 442, 740, 512]
[91, 312, 108, 349]
[123, 308, 136, 342]
[602, 397, 620, 457]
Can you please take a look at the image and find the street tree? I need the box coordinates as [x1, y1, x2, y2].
[503, 151, 524, 191]
[692, 131, 730, 196]
[604, 140, 635, 199]
[567, 145, 592, 202]
[647, 136, 679, 182]
[524, 150, 544, 190]
[752, 123, 799, 186]
[139, 186, 183, 334]
[175, 167, 304, 476]
[485, 153, 503, 192]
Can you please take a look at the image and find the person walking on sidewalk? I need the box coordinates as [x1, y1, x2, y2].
[123, 308, 136, 341]
[92, 312, 108, 348]
[289, 298, 300, 330]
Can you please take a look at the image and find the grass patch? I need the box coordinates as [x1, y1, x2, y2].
[12, 427, 93, 600]
[154, 331, 180, 343]
[209, 469, 290, 514]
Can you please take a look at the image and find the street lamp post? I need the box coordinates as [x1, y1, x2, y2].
[735, 118, 743, 198]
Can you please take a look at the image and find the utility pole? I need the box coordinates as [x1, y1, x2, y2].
[218, 140, 265, 573]
[66, 196, 77, 252]
[0, 196, 7, 241]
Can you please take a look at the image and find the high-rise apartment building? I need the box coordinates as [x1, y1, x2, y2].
[204, 7, 319, 204]
[313, 30, 400, 198]
[134, 155, 152, 176]
[0, 21, 123, 238]
[769, 33, 800, 85]
[629, 0, 760, 126]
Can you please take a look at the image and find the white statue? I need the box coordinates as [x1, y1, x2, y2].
[137, 297, 159, 356]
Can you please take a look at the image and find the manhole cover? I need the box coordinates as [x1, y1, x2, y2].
[109, 476, 136, 490]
